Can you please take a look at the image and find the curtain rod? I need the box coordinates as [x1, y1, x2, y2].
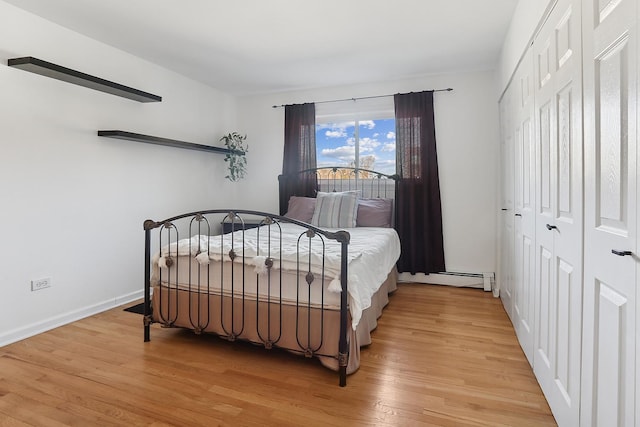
[271, 88, 453, 108]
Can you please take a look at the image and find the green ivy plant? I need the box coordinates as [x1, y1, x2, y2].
[220, 132, 248, 182]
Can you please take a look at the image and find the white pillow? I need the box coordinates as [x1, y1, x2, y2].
[311, 191, 358, 228]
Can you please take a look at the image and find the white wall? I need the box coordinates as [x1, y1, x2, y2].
[0, 1, 511, 343]
[236, 69, 500, 277]
[0, 1, 240, 345]
[497, 0, 554, 95]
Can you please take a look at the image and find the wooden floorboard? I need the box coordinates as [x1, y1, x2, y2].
[0, 284, 556, 426]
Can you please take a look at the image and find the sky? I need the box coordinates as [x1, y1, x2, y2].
[315, 118, 396, 175]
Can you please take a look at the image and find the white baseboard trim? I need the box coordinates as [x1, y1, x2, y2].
[398, 272, 496, 293]
[0, 289, 144, 347]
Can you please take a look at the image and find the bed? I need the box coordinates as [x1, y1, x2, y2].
[142, 167, 400, 386]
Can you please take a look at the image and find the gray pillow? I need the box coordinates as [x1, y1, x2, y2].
[356, 198, 393, 227]
[284, 196, 316, 223]
[311, 192, 358, 228]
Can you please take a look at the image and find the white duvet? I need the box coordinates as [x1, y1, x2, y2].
[154, 222, 400, 329]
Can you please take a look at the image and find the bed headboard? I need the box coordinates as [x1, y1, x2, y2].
[278, 166, 399, 216]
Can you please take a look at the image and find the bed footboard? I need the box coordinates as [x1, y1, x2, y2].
[143, 210, 351, 386]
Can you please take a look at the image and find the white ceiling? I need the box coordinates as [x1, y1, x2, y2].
[4, 0, 518, 96]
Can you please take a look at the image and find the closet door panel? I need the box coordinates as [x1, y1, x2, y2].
[557, 7, 575, 69]
[582, 0, 637, 425]
[499, 130, 515, 319]
[534, 1, 583, 425]
[552, 11, 584, 420]
[598, 40, 629, 230]
[555, 259, 574, 396]
[512, 47, 536, 364]
[538, 101, 553, 219]
[557, 85, 573, 218]
[514, 115, 536, 364]
[522, 119, 534, 213]
[515, 231, 535, 362]
[499, 85, 515, 319]
[537, 246, 553, 369]
[594, 279, 631, 426]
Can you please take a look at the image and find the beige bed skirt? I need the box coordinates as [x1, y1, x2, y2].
[151, 268, 397, 375]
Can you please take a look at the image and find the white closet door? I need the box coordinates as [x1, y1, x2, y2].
[513, 48, 536, 364]
[499, 87, 515, 320]
[581, 0, 638, 425]
[532, 1, 584, 425]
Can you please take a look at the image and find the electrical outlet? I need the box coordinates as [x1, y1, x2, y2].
[31, 277, 51, 291]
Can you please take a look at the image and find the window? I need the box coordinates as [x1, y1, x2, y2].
[314, 96, 396, 176]
[315, 118, 396, 175]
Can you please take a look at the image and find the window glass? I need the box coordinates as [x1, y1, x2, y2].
[315, 118, 396, 175]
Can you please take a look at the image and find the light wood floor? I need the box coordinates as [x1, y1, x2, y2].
[0, 284, 556, 426]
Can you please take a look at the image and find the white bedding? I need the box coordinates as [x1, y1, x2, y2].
[154, 222, 401, 329]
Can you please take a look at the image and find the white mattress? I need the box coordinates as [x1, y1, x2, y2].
[152, 222, 401, 329]
[157, 256, 342, 309]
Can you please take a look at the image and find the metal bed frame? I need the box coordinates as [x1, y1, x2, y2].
[279, 166, 399, 198]
[142, 167, 398, 387]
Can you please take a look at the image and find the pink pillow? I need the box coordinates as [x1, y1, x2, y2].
[284, 196, 316, 223]
[356, 198, 393, 227]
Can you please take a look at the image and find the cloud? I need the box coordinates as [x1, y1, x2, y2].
[381, 142, 396, 152]
[386, 131, 395, 139]
[358, 137, 381, 153]
[325, 129, 346, 138]
[317, 122, 354, 130]
[317, 122, 355, 139]
[321, 145, 356, 160]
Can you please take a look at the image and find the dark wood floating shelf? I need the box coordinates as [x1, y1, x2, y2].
[98, 130, 238, 155]
[8, 57, 161, 103]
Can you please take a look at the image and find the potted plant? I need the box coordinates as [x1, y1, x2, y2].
[220, 132, 248, 182]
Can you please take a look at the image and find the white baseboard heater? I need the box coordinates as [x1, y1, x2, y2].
[397, 271, 495, 293]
